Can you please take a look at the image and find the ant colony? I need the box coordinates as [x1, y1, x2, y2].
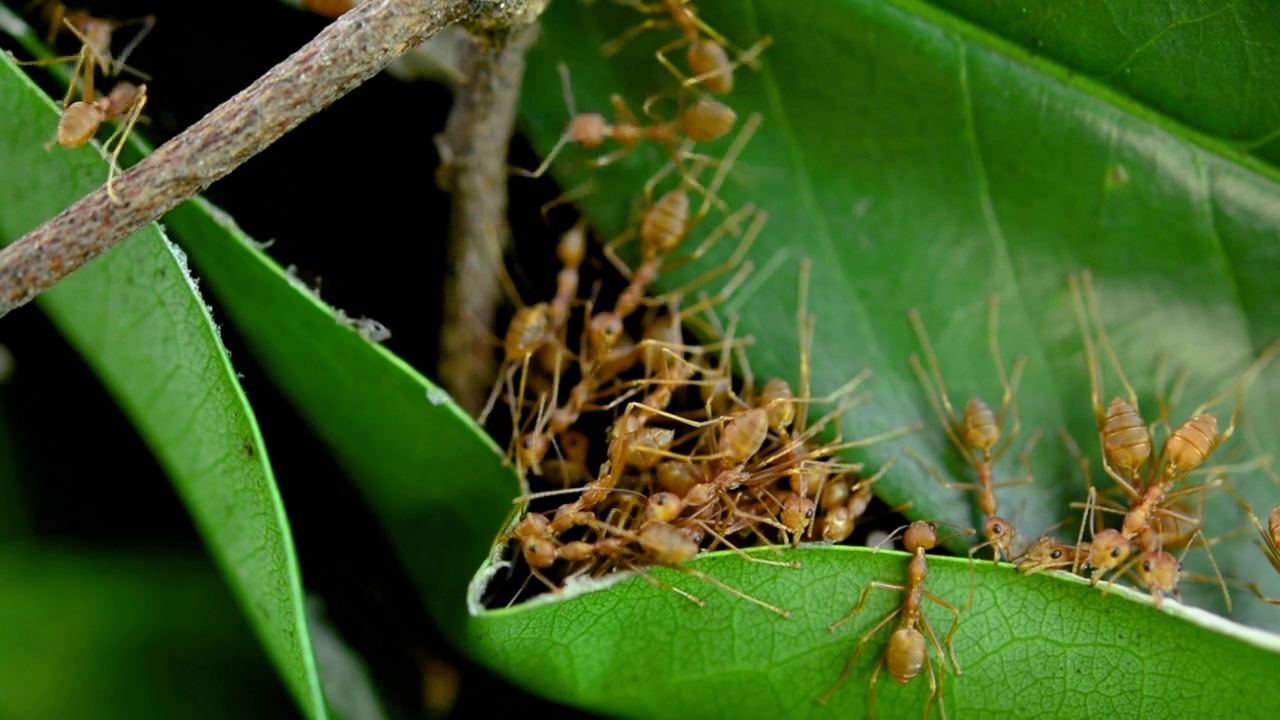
[467, 1, 1280, 718]
[18, 2, 1275, 720]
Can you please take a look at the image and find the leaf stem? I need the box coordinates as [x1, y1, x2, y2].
[437, 20, 541, 414]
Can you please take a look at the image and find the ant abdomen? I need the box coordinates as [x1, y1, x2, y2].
[1101, 398, 1151, 475]
[1165, 414, 1219, 473]
[886, 628, 927, 685]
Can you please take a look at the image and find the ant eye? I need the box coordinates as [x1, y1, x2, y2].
[1177, 561, 1184, 571]
[1111, 548, 1123, 558]
[1050, 550, 1062, 559]
[1143, 561, 1153, 572]
[992, 523, 1003, 533]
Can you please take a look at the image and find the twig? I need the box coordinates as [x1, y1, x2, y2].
[0, 0, 539, 318]
[436, 16, 541, 414]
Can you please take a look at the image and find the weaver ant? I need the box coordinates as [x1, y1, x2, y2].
[12, 18, 149, 204]
[907, 295, 1031, 535]
[603, 0, 771, 95]
[818, 521, 969, 719]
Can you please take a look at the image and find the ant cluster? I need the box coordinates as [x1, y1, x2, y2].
[479, 2, 923, 616]
[485, 146, 903, 616]
[475, 4, 1280, 719]
[908, 273, 1280, 602]
[9, 2, 153, 203]
[1005, 272, 1279, 610]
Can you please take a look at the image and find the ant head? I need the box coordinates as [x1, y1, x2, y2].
[781, 493, 816, 533]
[522, 537, 557, 569]
[589, 312, 623, 346]
[646, 492, 685, 524]
[903, 521, 938, 553]
[1138, 551, 1180, 594]
[518, 432, 550, 469]
[984, 516, 1013, 542]
[567, 113, 608, 148]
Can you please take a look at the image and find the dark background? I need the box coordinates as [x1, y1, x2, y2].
[0, 1, 588, 717]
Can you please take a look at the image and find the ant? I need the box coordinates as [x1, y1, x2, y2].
[907, 295, 1033, 561]
[818, 521, 969, 719]
[32, 2, 154, 78]
[520, 63, 738, 179]
[13, 19, 149, 204]
[596, 111, 761, 292]
[477, 222, 587, 430]
[1015, 535, 1087, 575]
[578, 515, 793, 617]
[603, 0, 771, 95]
[1066, 271, 1276, 606]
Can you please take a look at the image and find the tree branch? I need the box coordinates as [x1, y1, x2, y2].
[436, 19, 540, 414]
[0, 0, 538, 318]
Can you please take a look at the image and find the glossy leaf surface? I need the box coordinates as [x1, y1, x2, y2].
[471, 0, 1280, 714]
[0, 43, 327, 720]
[162, 197, 519, 640]
[470, 547, 1280, 719]
[515, 0, 1280, 623]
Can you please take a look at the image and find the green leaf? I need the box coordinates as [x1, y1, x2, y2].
[0, 45, 328, 720]
[161, 193, 519, 641]
[469, 547, 1280, 719]
[921, 0, 1280, 166]
[515, 0, 1280, 619]
[484, 0, 1280, 713]
[0, 546, 299, 720]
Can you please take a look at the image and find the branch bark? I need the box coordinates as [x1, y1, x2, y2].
[0, 0, 538, 318]
[436, 18, 541, 414]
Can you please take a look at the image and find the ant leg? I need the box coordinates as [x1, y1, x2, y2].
[830, 582, 903, 631]
[816, 607, 900, 705]
[922, 591, 963, 675]
[105, 85, 147, 205]
[904, 447, 979, 493]
[112, 14, 156, 77]
[515, 63, 581, 179]
[600, 17, 673, 57]
[658, 205, 762, 292]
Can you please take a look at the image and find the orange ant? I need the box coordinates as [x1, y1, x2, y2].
[477, 223, 587, 430]
[813, 461, 896, 544]
[1066, 271, 1276, 606]
[603, 113, 762, 285]
[907, 295, 1032, 545]
[1015, 535, 1088, 575]
[602, 0, 771, 95]
[520, 63, 738, 179]
[508, 511, 562, 592]
[13, 19, 149, 204]
[575, 515, 793, 617]
[32, 2, 154, 78]
[817, 521, 969, 719]
[1101, 514, 1240, 610]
